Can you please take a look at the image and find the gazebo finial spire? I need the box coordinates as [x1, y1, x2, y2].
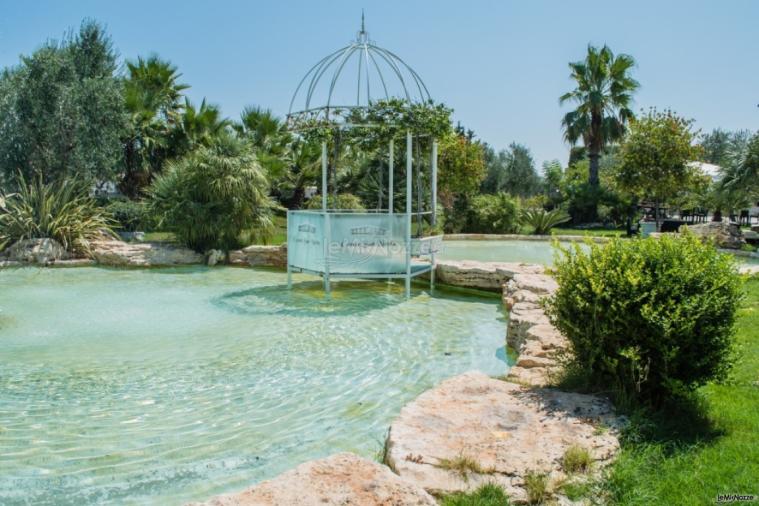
[357, 9, 368, 43]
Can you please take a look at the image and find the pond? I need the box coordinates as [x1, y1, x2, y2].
[438, 239, 576, 265]
[0, 267, 508, 505]
[438, 239, 759, 266]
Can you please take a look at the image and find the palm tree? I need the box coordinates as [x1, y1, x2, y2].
[235, 106, 292, 180]
[169, 98, 229, 157]
[560, 45, 639, 187]
[120, 56, 189, 197]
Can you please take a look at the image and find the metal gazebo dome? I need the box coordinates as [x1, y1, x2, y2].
[287, 14, 431, 127]
[285, 16, 442, 299]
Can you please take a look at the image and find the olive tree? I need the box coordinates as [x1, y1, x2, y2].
[0, 20, 126, 186]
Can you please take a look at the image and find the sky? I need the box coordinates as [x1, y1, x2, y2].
[1, 0, 757, 166]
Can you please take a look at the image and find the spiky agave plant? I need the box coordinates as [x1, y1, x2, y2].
[148, 136, 278, 251]
[522, 208, 570, 235]
[0, 174, 114, 254]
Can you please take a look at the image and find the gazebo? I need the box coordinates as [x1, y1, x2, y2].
[285, 17, 442, 298]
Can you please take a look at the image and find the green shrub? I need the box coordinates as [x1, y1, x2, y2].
[305, 193, 366, 210]
[522, 208, 570, 235]
[467, 193, 521, 233]
[106, 199, 151, 232]
[0, 174, 113, 254]
[442, 483, 510, 506]
[148, 137, 277, 251]
[547, 233, 742, 405]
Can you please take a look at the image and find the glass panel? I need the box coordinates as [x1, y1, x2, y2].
[288, 211, 325, 272]
[288, 211, 409, 274]
[328, 213, 408, 274]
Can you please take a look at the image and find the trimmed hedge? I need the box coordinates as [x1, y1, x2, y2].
[547, 233, 742, 405]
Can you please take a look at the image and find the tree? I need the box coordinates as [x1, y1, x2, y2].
[542, 160, 564, 209]
[168, 98, 229, 157]
[120, 55, 189, 197]
[148, 136, 276, 251]
[715, 131, 759, 212]
[0, 20, 126, 185]
[560, 45, 639, 190]
[438, 130, 487, 232]
[235, 106, 292, 181]
[700, 128, 753, 167]
[481, 142, 541, 197]
[614, 109, 702, 230]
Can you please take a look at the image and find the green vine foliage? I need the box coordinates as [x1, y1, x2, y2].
[290, 98, 452, 149]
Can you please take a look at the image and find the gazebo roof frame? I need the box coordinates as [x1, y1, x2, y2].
[286, 13, 432, 130]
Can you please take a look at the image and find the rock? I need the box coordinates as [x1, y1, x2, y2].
[687, 221, 745, 249]
[228, 245, 287, 268]
[507, 302, 550, 352]
[206, 249, 225, 266]
[6, 238, 68, 264]
[117, 231, 145, 242]
[90, 238, 203, 267]
[49, 258, 97, 268]
[510, 273, 558, 295]
[516, 354, 555, 369]
[188, 452, 436, 506]
[386, 372, 622, 503]
[740, 264, 759, 275]
[435, 260, 544, 292]
[506, 365, 553, 386]
[525, 324, 567, 352]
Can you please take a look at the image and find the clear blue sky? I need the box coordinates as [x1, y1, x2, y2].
[1, 0, 757, 166]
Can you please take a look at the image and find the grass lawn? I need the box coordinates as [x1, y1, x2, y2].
[601, 275, 759, 505]
[140, 215, 288, 246]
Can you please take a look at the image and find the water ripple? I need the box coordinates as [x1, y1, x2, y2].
[0, 267, 509, 505]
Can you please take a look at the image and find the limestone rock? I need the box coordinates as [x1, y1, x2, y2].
[525, 324, 567, 352]
[435, 260, 544, 292]
[7, 238, 68, 264]
[188, 452, 436, 506]
[206, 249, 225, 266]
[386, 372, 622, 503]
[50, 258, 97, 268]
[510, 273, 558, 295]
[687, 221, 745, 249]
[228, 245, 287, 268]
[90, 238, 203, 267]
[507, 302, 550, 352]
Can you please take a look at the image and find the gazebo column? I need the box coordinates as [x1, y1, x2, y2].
[430, 139, 438, 292]
[321, 141, 331, 295]
[405, 131, 412, 299]
[321, 141, 328, 211]
[388, 139, 394, 215]
[431, 139, 438, 226]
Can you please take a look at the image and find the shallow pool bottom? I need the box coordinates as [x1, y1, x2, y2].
[0, 267, 508, 505]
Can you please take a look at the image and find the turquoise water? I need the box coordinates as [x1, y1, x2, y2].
[439, 240, 573, 265]
[438, 239, 759, 266]
[0, 267, 508, 505]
